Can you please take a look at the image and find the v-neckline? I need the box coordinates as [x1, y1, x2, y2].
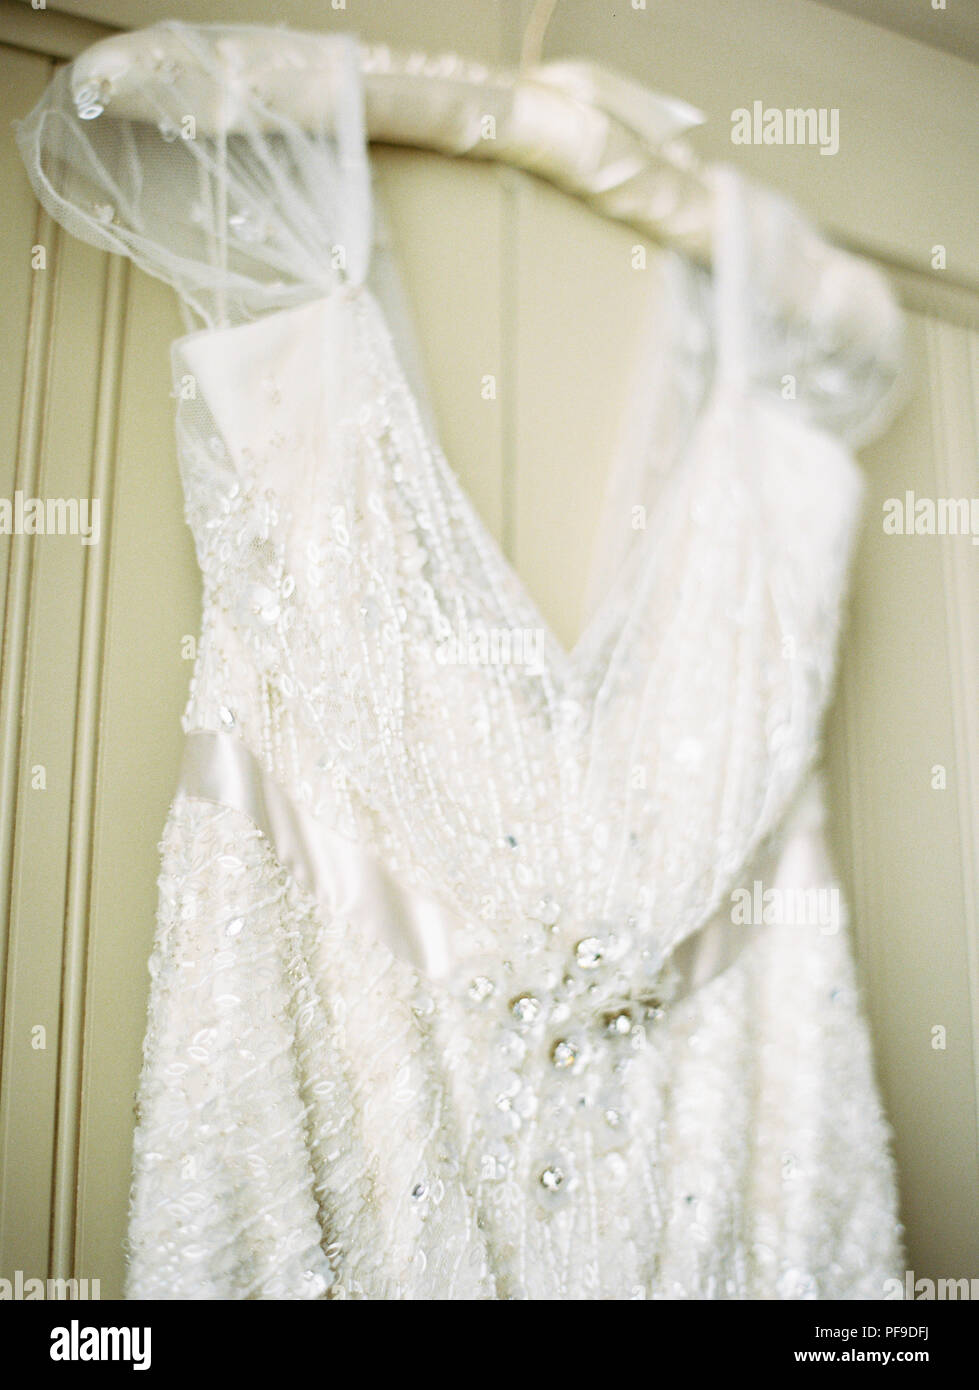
[358, 162, 730, 688]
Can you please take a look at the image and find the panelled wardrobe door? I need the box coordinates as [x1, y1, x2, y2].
[0, 28, 199, 1298]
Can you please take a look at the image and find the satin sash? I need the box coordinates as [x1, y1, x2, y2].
[176, 728, 766, 1001]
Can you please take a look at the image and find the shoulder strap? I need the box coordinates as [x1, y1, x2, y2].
[15, 20, 374, 330]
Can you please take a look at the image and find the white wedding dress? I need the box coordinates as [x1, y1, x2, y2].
[19, 21, 908, 1300]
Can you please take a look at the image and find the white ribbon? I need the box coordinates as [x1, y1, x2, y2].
[177, 729, 768, 1000]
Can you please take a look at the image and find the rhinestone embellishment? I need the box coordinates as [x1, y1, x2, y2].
[575, 936, 604, 969]
[605, 1010, 632, 1036]
[74, 79, 109, 120]
[539, 1165, 565, 1193]
[510, 993, 541, 1025]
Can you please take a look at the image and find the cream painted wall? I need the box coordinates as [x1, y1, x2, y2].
[0, 0, 976, 1298]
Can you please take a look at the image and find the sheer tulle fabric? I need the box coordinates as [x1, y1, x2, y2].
[17, 22, 371, 327]
[17, 20, 906, 1299]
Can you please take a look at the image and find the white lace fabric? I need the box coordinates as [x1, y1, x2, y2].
[17, 21, 906, 1300]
